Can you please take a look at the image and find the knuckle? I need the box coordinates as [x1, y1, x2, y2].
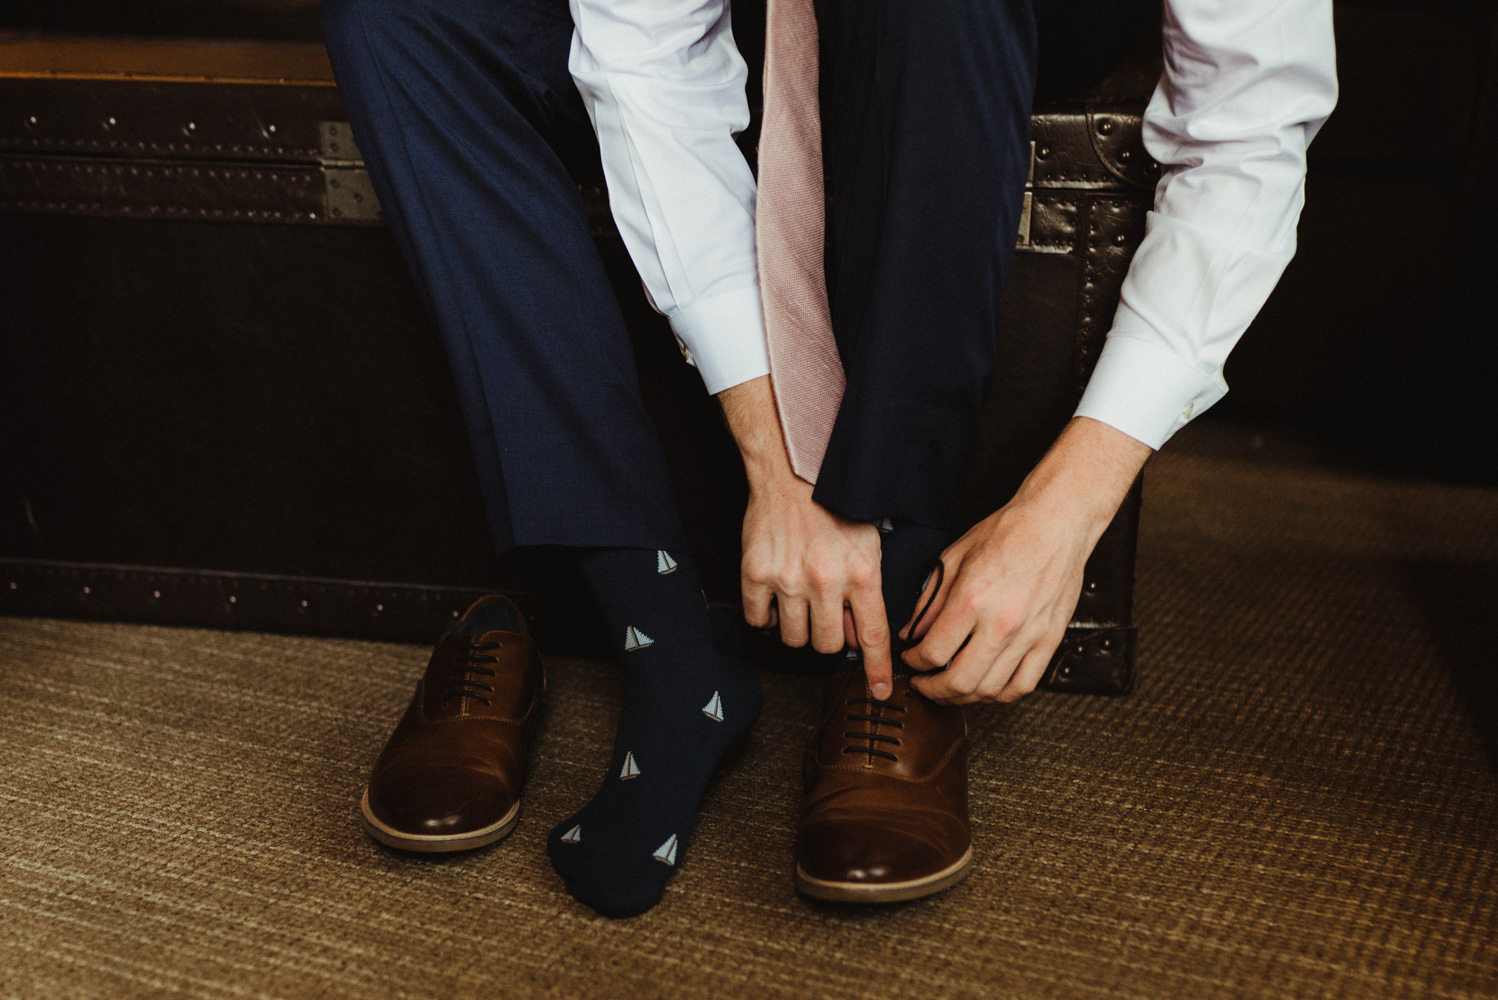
[848, 557, 879, 588]
[806, 559, 837, 589]
[948, 673, 979, 696]
[975, 678, 1006, 701]
[990, 609, 1023, 637]
[999, 677, 1037, 703]
[859, 622, 889, 647]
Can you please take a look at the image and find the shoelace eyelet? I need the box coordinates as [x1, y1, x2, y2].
[444, 639, 502, 706]
[841, 696, 907, 762]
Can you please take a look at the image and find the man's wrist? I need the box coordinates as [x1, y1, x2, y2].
[717, 375, 801, 489]
[1016, 417, 1152, 537]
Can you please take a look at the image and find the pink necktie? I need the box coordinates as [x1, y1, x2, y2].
[757, 0, 845, 484]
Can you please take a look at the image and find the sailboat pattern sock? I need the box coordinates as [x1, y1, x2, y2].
[548, 547, 762, 918]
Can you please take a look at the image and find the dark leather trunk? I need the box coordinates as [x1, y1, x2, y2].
[0, 37, 1156, 693]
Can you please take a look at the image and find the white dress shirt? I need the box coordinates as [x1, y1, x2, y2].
[570, 0, 1338, 450]
[1074, 0, 1339, 447]
[568, 0, 769, 395]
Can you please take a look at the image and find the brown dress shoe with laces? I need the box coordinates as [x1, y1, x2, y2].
[360, 594, 544, 853]
[795, 669, 971, 902]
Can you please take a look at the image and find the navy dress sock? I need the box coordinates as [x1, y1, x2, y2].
[876, 518, 951, 666]
[548, 547, 762, 918]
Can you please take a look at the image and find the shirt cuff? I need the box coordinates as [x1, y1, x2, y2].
[1073, 334, 1228, 450]
[667, 285, 771, 395]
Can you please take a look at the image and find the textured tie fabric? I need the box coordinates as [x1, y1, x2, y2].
[757, 0, 846, 484]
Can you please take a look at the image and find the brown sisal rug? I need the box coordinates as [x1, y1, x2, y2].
[2, 420, 1496, 999]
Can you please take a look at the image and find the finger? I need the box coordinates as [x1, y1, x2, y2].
[741, 581, 774, 629]
[843, 607, 859, 650]
[900, 558, 954, 641]
[967, 642, 1024, 703]
[995, 644, 1053, 703]
[778, 596, 810, 648]
[911, 627, 1000, 703]
[809, 592, 845, 655]
[848, 586, 892, 700]
[910, 651, 984, 703]
[901, 585, 977, 673]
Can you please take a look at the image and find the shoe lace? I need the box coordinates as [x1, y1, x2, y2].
[444, 639, 501, 706]
[841, 696, 907, 762]
[803, 557, 945, 773]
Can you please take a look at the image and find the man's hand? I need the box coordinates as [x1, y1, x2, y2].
[719, 376, 894, 697]
[900, 417, 1150, 705]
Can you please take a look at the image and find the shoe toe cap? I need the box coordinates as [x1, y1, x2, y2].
[797, 816, 965, 886]
[366, 766, 514, 837]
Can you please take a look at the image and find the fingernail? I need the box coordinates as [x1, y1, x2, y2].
[873, 682, 890, 700]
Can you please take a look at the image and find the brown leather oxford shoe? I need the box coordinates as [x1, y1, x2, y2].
[360, 594, 544, 853]
[795, 669, 971, 903]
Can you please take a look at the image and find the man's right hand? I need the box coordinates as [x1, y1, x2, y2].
[719, 376, 894, 698]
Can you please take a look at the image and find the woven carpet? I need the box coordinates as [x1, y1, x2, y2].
[2, 417, 1496, 1000]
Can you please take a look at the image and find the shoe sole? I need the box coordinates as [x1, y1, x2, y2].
[794, 846, 974, 903]
[359, 789, 520, 854]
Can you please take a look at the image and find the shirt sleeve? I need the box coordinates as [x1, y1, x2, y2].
[568, 0, 770, 395]
[1074, 0, 1338, 448]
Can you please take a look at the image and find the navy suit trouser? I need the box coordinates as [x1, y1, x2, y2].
[321, 0, 1036, 554]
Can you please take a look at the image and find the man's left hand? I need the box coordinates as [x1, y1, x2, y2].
[899, 417, 1151, 704]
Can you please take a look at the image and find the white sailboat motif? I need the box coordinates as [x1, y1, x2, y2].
[656, 550, 678, 575]
[620, 751, 642, 780]
[876, 517, 894, 533]
[623, 626, 654, 651]
[701, 691, 724, 722]
[560, 824, 582, 844]
[652, 833, 679, 866]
